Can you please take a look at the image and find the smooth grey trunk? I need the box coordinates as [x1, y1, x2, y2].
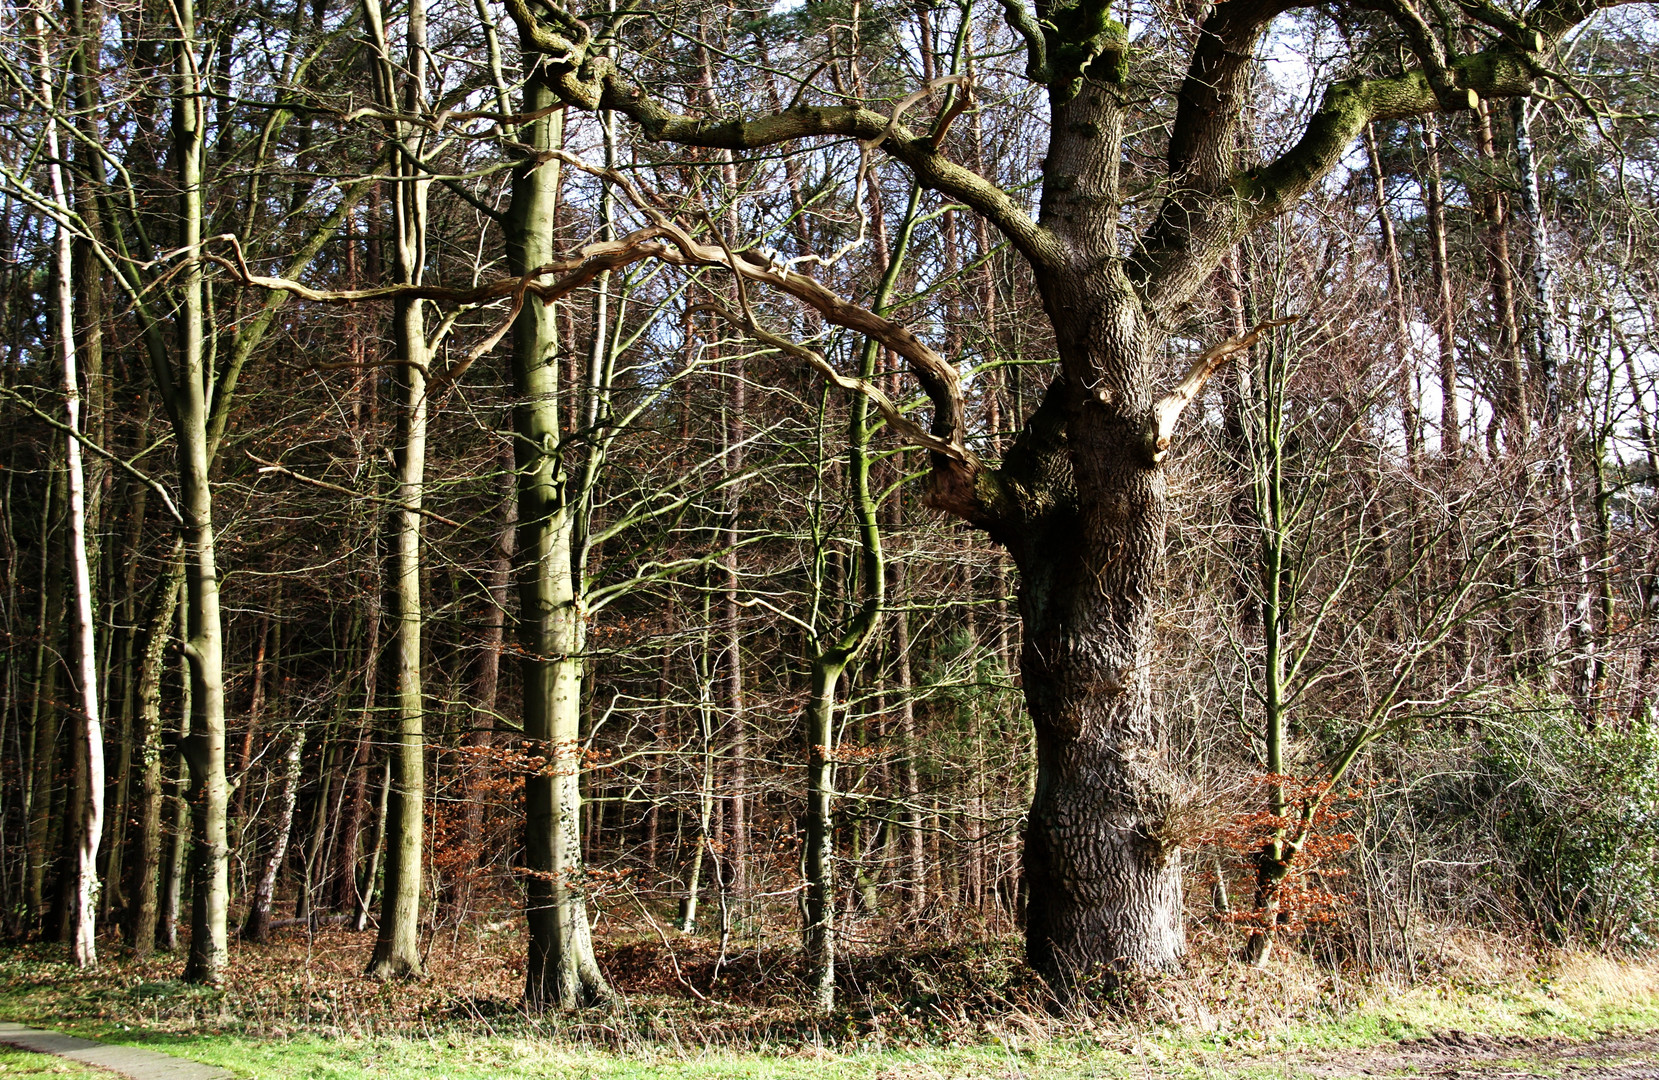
[1475, 102, 1528, 443]
[1364, 125, 1421, 466]
[23, 464, 63, 930]
[892, 590, 925, 915]
[34, 12, 103, 967]
[157, 605, 191, 952]
[170, 0, 231, 982]
[1513, 96, 1596, 698]
[355, 760, 391, 932]
[680, 591, 716, 934]
[801, 660, 841, 1012]
[508, 87, 611, 1010]
[1423, 117, 1461, 457]
[364, 0, 431, 978]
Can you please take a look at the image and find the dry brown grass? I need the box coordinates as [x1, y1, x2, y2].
[2, 916, 1656, 1057]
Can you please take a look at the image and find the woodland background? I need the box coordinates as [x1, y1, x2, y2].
[0, 0, 1657, 1020]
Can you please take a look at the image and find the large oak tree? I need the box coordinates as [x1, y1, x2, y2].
[494, 0, 1636, 985]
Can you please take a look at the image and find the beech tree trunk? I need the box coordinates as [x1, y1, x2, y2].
[507, 84, 611, 1010]
[173, 2, 232, 979]
[364, 0, 431, 977]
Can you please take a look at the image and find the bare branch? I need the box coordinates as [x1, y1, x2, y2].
[690, 299, 974, 465]
[1152, 316, 1300, 461]
[246, 451, 467, 529]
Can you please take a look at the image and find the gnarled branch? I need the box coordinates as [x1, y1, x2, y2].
[1151, 316, 1300, 462]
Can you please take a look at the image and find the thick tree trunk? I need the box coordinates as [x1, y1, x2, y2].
[1011, 261, 1185, 984]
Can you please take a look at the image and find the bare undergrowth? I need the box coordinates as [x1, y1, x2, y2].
[2, 921, 1655, 1058]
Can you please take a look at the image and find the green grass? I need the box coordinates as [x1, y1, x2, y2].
[0, 1048, 106, 1077]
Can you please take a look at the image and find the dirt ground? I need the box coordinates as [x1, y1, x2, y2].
[1284, 1030, 1659, 1078]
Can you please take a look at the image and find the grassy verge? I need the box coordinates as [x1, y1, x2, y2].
[1, 928, 1656, 1079]
[0, 1047, 107, 1077]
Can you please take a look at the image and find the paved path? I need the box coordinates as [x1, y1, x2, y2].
[0, 1021, 232, 1080]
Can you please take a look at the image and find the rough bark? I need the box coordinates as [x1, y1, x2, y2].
[1011, 78, 1186, 982]
[128, 551, 183, 956]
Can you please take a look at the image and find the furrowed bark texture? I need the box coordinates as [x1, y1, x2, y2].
[996, 78, 1185, 982]
[128, 552, 183, 955]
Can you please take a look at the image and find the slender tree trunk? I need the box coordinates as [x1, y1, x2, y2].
[1243, 329, 1289, 968]
[461, 442, 516, 902]
[364, 0, 430, 978]
[35, 14, 103, 965]
[355, 759, 390, 931]
[157, 605, 191, 952]
[1475, 102, 1529, 445]
[507, 86, 611, 1010]
[128, 550, 183, 955]
[1364, 125, 1421, 467]
[1423, 117, 1461, 458]
[168, 0, 231, 986]
[680, 587, 715, 934]
[802, 658, 841, 1012]
[367, 296, 429, 978]
[240, 730, 301, 943]
[296, 737, 339, 920]
[232, 610, 272, 830]
[24, 465, 63, 932]
[1513, 96, 1596, 702]
[892, 585, 925, 916]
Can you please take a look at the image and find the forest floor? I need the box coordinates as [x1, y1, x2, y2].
[1, 923, 1657, 1078]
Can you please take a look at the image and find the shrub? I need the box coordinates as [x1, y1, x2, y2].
[1476, 697, 1659, 948]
